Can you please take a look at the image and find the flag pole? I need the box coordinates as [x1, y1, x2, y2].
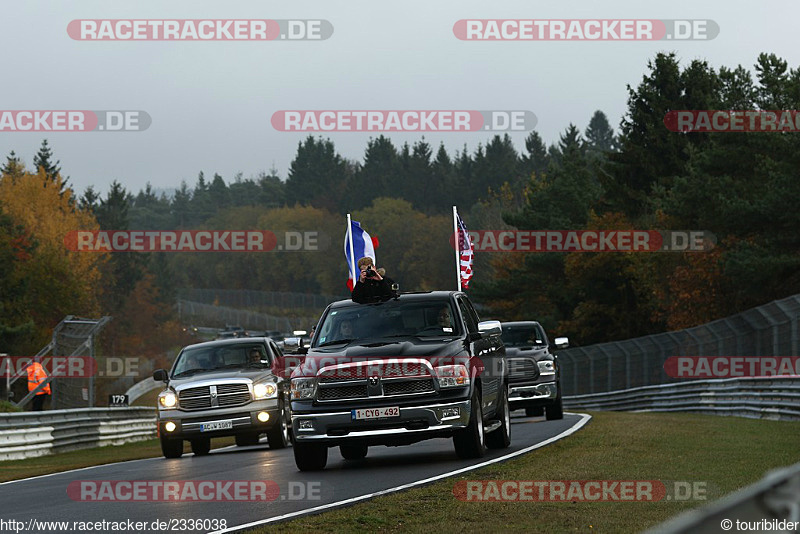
[346, 213, 357, 286]
[452, 206, 461, 291]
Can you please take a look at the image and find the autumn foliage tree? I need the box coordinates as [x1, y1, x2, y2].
[0, 169, 104, 351]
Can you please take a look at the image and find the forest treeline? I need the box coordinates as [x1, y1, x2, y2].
[1, 52, 799, 358]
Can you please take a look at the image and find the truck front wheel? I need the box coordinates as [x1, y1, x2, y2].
[293, 442, 328, 471]
[453, 388, 486, 459]
[160, 437, 183, 459]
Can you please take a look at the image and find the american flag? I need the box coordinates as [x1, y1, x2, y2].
[457, 213, 474, 289]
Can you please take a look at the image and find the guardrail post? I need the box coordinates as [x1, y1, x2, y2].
[774, 300, 799, 356]
[618, 344, 632, 390]
[561, 352, 576, 396]
[628, 338, 646, 388]
[88, 336, 95, 407]
[685, 329, 703, 356]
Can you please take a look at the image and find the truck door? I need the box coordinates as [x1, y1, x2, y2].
[457, 296, 501, 411]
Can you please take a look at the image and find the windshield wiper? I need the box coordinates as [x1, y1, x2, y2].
[317, 338, 355, 347]
[210, 363, 246, 370]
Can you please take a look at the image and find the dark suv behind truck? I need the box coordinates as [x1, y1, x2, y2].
[500, 321, 569, 420]
[289, 291, 510, 471]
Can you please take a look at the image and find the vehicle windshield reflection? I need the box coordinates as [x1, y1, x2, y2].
[172, 344, 270, 377]
[501, 326, 547, 348]
[313, 300, 460, 347]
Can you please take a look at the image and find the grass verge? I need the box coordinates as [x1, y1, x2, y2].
[1, 412, 797, 532]
[262, 412, 800, 534]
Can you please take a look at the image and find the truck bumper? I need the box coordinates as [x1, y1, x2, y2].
[157, 400, 280, 440]
[509, 381, 558, 404]
[292, 399, 471, 445]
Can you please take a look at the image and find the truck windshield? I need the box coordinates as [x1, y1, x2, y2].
[172, 344, 270, 377]
[501, 325, 548, 348]
[313, 300, 460, 346]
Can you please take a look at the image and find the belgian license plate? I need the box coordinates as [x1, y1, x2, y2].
[201, 420, 233, 432]
[351, 406, 400, 421]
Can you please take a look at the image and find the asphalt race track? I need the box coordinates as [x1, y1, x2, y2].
[0, 412, 589, 533]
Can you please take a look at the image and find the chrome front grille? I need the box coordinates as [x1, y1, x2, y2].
[178, 383, 251, 410]
[508, 358, 539, 381]
[315, 360, 437, 402]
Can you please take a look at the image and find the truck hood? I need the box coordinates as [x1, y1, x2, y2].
[505, 346, 551, 361]
[168, 367, 275, 389]
[293, 338, 468, 378]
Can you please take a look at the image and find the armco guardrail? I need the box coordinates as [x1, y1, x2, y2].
[563, 377, 800, 421]
[0, 407, 156, 461]
[126, 377, 162, 404]
[647, 461, 800, 533]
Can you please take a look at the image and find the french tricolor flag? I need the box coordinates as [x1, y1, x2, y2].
[344, 217, 377, 291]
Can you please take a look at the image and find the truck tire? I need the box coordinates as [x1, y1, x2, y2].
[545, 384, 564, 420]
[486, 386, 511, 449]
[235, 433, 260, 446]
[293, 442, 328, 471]
[340, 444, 368, 460]
[267, 401, 290, 449]
[453, 387, 486, 459]
[526, 406, 544, 417]
[190, 438, 211, 456]
[160, 437, 183, 459]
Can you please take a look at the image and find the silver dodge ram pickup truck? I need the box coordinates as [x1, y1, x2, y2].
[152, 337, 293, 458]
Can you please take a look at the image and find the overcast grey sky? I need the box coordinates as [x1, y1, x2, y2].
[2, 0, 799, 196]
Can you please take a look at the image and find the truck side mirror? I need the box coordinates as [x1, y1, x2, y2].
[153, 369, 169, 383]
[477, 320, 502, 336]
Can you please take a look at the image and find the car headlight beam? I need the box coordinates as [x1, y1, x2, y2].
[158, 391, 177, 409]
[254, 382, 278, 400]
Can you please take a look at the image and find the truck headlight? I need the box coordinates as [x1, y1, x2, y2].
[435, 364, 470, 388]
[254, 382, 278, 400]
[158, 391, 177, 409]
[537, 360, 555, 374]
[291, 377, 317, 400]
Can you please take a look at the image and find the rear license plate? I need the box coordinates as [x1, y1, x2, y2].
[351, 406, 400, 421]
[201, 420, 233, 432]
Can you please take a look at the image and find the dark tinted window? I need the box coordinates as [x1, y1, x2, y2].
[457, 298, 478, 333]
[501, 324, 548, 348]
[173, 343, 271, 377]
[313, 299, 461, 346]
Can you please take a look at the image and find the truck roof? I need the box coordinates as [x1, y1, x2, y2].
[328, 290, 465, 309]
